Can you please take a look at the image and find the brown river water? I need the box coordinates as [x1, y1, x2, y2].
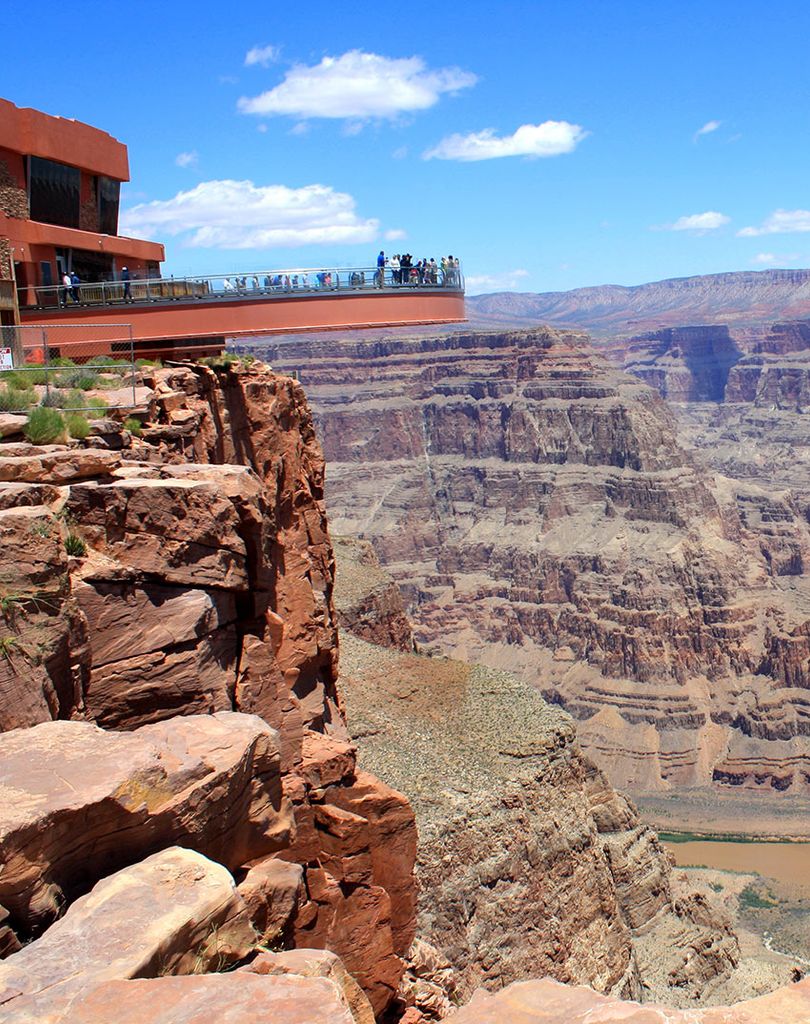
[665, 839, 810, 890]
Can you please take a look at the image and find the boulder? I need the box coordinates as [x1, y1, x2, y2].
[445, 977, 810, 1023]
[236, 857, 304, 943]
[0, 847, 256, 1022]
[244, 948, 375, 1024]
[0, 414, 27, 439]
[0, 447, 120, 483]
[45, 973, 357, 1024]
[0, 713, 291, 941]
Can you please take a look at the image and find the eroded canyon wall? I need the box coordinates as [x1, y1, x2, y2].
[260, 330, 810, 797]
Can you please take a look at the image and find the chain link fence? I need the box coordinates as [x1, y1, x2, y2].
[0, 324, 138, 413]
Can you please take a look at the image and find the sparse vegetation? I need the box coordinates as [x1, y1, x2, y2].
[64, 533, 87, 557]
[202, 353, 239, 371]
[24, 407, 66, 444]
[0, 370, 34, 391]
[0, 635, 21, 664]
[0, 388, 35, 412]
[124, 417, 143, 436]
[739, 884, 778, 910]
[65, 412, 91, 439]
[56, 369, 100, 391]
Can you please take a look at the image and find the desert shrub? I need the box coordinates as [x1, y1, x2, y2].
[22, 365, 50, 385]
[39, 389, 67, 408]
[64, 533, 87, 557]
[49, 357, 76, 367]
[0, 371, 34, 391]
[0, 388, 35, 412]
[56, 369, 99, 390]
[65, 412, 91, 439]
[123, 417, 143, 437]
[93, 357, 131, 375]
[84, 396, 109, 418]
[202, 353, 239, 370]
[24, 407, 65, 444]
[241, 354, 256, 368]
[136, 358, 162, 368]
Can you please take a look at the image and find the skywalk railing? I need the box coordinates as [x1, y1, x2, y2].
[23, 262, 465, 310]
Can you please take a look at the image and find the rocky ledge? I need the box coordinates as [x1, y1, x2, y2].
[0, 361, 416, 1020]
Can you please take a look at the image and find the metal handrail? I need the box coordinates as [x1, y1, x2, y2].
[23, 261, 465, 310]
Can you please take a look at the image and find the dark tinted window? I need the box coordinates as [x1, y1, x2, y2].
[28, 157, 80, 228]
[98, 176, 120, 235]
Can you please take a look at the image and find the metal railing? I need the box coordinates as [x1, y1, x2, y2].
[23, 262, 465, 310]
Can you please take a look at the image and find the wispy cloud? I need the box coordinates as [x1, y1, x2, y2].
[752, 252, 801, 265]
[245, 44, 279, 68]
[466, 269, 530, 293]
[175, 151, 198, 168]
[694, 119, 721, 141]
[424, 121, 587, 161]
[384, 228, 407, 241]
[120, 179, 380, 249]
[237, 50, 476, 122]
[738, 210, 810, 237]
[656, 211, 730, 233]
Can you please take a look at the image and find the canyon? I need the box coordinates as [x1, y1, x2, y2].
[0, 353, 807, 1022]
[258, 328, 810, 806]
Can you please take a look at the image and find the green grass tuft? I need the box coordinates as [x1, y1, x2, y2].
[64, 534, 87, 557]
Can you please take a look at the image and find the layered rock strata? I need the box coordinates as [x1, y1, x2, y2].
[0, 362, 417, 1017]
[258, 329, 810, 796]
[339, 631, 755, 1009]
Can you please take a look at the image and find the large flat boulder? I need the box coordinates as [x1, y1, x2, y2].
[43, 973, 357, 1024]
[446, 978, 810, 1023]
[0, 712, 291, 941]
[0, 847, 256, 1023]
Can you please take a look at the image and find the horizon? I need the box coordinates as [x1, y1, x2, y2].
[6, 1, 810, 295]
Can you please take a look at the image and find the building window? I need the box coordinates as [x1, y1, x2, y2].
[28, 156, 80, 229]
[98, 176, 120, 235]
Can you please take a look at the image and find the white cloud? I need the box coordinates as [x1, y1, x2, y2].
[392, 145, 409, 160]
[466, 269, 530, 294]
[237, 50, 477, 121]
[660, 211, 730, 233]
[694, 119, 721, 140]
[738, 210, 810, 237]
[120, 179, 380, 249]
[384, 228, 407, 241]
[245, 44, 279, 68]
[175, 151, 198, 168]
[752, 251, 801, 265]
[424, 121, 587, 162]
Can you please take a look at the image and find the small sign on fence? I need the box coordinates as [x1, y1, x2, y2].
[0, 348, 13, 371]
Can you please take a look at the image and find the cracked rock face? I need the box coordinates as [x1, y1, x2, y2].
[262, 328, 810, 797]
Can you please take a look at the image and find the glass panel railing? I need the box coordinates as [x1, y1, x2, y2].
[23, 261, 464, 309]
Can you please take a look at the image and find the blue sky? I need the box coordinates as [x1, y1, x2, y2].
[5, 0, 810, 293]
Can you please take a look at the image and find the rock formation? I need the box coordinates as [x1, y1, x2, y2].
[258, 329, 810, 798]
[0, 361, 416, 1019]
[444, 976, 810, 1023]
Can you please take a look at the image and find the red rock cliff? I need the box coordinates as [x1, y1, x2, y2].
[0, 362, 417, 1018]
